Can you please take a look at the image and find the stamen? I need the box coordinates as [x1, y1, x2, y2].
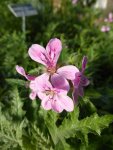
[45, 90, 56, 99]
[47, 66, 56, 75]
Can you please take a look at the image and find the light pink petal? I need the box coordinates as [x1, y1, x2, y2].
[82, 56, 88, 72]
[105, 26, 110, 32]
[72, 0, 78, 5]
[57, 65, 79, 80]
[29, 73, 50, 92]
[16, 65, 35, 81]
[101, 26, 110, 32]
[56, 94, 74, 112]
[51, 96, 63, 113]
[29, 80, 37, 91]
[28, 44, 50, 66]
[46, 38, 62, 65]
[108, 13, 113, 21]
[16, 65, 25, 76]
[37, 92, 46, 100]
[35, 73, 51, 91]
[51, 73, 70, 94]
[41, 96, 52, 110]
[101, 26, 106, 32]
[29, 91, 37, 100]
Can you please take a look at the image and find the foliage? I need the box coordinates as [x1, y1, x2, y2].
[0, 0, 113, 149]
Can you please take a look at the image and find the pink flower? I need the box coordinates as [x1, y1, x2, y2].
[104, 13, 113, 23]
[16, 38, 79, 102]
[30, 73, 74, 113]
[15, 65, 37, 100]
[73, 56, 89, 103]
[28, 38, 79, 84]
[72, 0, 78, 5]
[101, 26, 110, 32]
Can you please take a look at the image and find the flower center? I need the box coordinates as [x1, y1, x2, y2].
[45, 90, 56, 99]
[47, 66, 56, 75]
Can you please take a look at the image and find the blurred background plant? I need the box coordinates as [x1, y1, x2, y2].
[0, 0, 113, 149]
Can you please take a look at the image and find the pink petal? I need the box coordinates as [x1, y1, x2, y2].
[51, 73, 70, 94]
[81, 75, 90, 86]
[56, 94, 74, 112]
[78, 86, 84, 97]
[29, 91, 37, 100]
[108, 13, 113, 21]
[82, 56, 88, 72]
[46, 38, 62, 66]
[16, 65, 35, 81]
[72, 89, 79, 104]
[57, 65, 79, 80]
[28, 44, 49, 66]
[72, 0, 78, 5]
[73, 72, 81, 88]
[73, 86, 84, 103]
[41, 96, 52, 110]
[51, 96, 63, 113]
[29, 73, 50, 92]
[101, 26, 110, 32]
[37, 92, 46, 100]
[29, 80, 37, 91]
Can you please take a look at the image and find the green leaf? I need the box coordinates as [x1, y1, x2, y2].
[10, 87, 26, 119]
[44, 111, 60, 145]
[6, 78, 26, 87]
[0, 107, 27, 149]
[58, 107, 113, 146]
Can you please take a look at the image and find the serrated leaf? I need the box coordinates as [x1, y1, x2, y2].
[44, 111, 60, 145]
[6, 78, 26, 87]
[58, 108, 113, 146]
[10, 87, 26, 118]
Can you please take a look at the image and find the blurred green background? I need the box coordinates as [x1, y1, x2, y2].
[0, 0, 113, 149]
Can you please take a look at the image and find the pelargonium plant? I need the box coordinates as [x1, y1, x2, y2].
[104, 12, 113, 23]
[72, 0, 78, 5]
[100, 12, 113, 32]
[16, 38, 89, 113]
[101, 25, 110, 32]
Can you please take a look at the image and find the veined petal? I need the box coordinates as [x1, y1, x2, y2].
[51, 73, 70, 94]
[56, 94, 74, 112]
[46, 38, 62, 65]
[29, 73, 50, 92]
[16, 65, 35, 81]
[51, 96, 63, 113]
[41, 96, 52, 110]
[57, 65, 79, 80]
[29, 91, 37, 100]
[28, 44, 49, 66]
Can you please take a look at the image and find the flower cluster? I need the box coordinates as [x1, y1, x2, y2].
[16, 38, 89, 113]
[72, 0, 78, 5]
[101, 12, 113, 32]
